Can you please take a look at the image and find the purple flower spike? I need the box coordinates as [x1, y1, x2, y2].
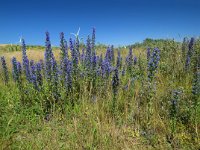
[1, 56, 9, 84]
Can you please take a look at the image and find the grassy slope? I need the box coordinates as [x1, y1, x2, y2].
[0, 41, 199, 149]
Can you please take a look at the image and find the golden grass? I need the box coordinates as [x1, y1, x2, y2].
[0, 44, 9, 46]
[0, 46, 146, 70]
[1, 49, 60, 69]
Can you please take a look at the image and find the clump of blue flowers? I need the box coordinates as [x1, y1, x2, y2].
[1, 56, 9, 84]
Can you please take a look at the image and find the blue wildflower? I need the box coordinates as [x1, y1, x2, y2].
[147, 48, 160, 81]
[112, 68, 119, 96]
[111, 45, 115, 62]
[60, 32, 67, 57]
[101, 58, 111, 77]
[105, 46, 112, 63]
[69, 38, 78, 67]
[52, 56, 60, 99]
[21, 38, 28, 70]
[30, 60, 34, 68]
[30, 63, 38, 89]
[17, 61, 22, 76]
[116, 50, 122, 68]
[185, 37, 195, 70]
[60, 32, 68, 63]
[75, 37, 80, 59]
[85, 36, 92, 71]
[147, 47, 151, 61]
[1, 56, 9, 84]
[134, 56, 137, 65]
[126, 47, 133, 73]
[44, 31, 54, 81]
[80, 48, 85, 63]
[182, 37, 189, 57]
[36, 62, 43, 86]
[170, 90, 181, 120]
[91, 27, 96, 51]
[91, 51, 97, 71]
[98, 54, 103, 67]
[122, 66, 125, 76]
[21, 38, 31, 82]
[192, 71, 200, 97]
[12, 57, 19, 82]
[66, 60, 72, 91]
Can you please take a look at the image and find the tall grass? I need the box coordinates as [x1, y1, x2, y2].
[0, 30, 200, 149]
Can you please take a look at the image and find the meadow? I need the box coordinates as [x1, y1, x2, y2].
[0, 29, 200, 149]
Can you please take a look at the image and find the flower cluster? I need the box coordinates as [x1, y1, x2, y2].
[126, 47, 133, 73]
[112, 68, 119, 96]
[0, 29, 165, 109]
[147, 48, 160, 81]
[21, 39, 31, 82]
[12, 57, 20, 83]
[185, 37, 195, 70]
[45, 31, 54, 81]
[1, 56, 9, 84]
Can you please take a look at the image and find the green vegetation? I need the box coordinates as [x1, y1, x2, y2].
[0, 35, 200, 149]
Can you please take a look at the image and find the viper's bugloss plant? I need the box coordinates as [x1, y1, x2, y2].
[185, 37, 195, 70]
[70, 38, 78, 67]
[85, 36, 92, 72]
[192, 71, 200, 98]
[134, 56, 137, 65]
[91, 50, 98, 96]
[101, 58, 111, 78]
[60, 32, 68, 63]
[112, 67, 119, 114]
[1, 56, 9, 85]
[111, 45, 115, 63]
[116, 50, 122, 68]
[52, 56, 60, 100]
[12, 57, 19, 83]
[80, 48, 85, 63]
[126, 47, 133, 73]
[147, 47, 151, 61]
[66, 60, 73, 92]
[17, 61, 22, 77]
[191, 64, 200, 139]
[21, 38, 27, 69]
[91, 50, 97, 72]
[30, 60, 34, 68]
[182, 37, 189, 59]
[21, 39, 31, 82]
[169, 90, 181, 136]
[98, 54, 103, 67]
[122, 66, 125, 76]
[112, 68, 119, 96]
[146, 48, 160, 124]
[45, 31, 54, 81]
[36, 62, 43, 87]
[30, 63, 38, 90]
[105, 46, 112, 63]
[60, 33, 68, 83]
[147, 48, 160, 81]
[1, 56, 9, 84]
[64, 40, 68, 59]
[75, 37, 80, 59]
[91, 27, 96, 51]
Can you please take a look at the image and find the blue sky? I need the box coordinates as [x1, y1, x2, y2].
[0, 0, 200, 46]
